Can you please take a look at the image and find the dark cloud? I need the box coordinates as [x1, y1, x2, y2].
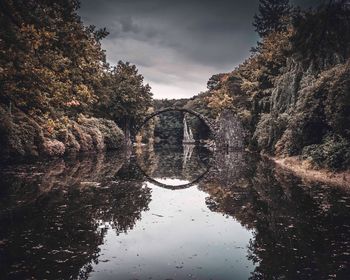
[78, 0, 323, 98]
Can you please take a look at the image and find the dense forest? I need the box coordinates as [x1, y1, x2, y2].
[181, 0, 350, 171]
[0, 0, 153, 161]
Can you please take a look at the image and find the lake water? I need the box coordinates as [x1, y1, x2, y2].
[0, 144, 349, 279]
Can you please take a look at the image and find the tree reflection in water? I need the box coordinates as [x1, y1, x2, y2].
[0, 153, 151, 280]
[137, 144, 350, 278]
[0, 147, 349, 279]
[199, 151, 350, 279]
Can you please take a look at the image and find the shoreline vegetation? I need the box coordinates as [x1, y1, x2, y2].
[269, 155, 350, 188]
[176, 1, 350, 175]
[0, 0, 152, 162]
[1, 0, 350, 184]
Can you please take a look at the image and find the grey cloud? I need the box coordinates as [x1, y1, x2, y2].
[79, 0, 323, 98]
[119, 16, 139, 33]
[80, 0, 259, 66]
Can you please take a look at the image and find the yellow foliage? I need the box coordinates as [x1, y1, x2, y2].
[207, 90, 234, 115]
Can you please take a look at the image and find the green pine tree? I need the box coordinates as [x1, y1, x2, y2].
[253, 0, 291, 37]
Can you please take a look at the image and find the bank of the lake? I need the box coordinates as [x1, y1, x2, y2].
[271, 156, 350, 189]
[0, 106, 126, 163]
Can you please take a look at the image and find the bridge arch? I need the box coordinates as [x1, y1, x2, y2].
[136, 107, 217, 137]
[136, 107, 245, 150]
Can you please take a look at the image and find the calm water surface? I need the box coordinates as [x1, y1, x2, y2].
[0, 144, 349, 279]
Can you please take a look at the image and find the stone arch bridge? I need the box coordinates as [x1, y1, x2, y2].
[138, 107, 217, 134]
[136, 107, 245, 149]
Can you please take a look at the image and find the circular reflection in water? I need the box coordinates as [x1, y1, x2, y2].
[2, 148, 349, 279]
[155, 178, 192, 186]
[135, 144, 212, 190]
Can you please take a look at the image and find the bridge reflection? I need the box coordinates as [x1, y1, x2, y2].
[1, 147, 349, 279]
[136, 164, 211, 190]
[135, 143, 251, 190]
[135, 143, 211, 189]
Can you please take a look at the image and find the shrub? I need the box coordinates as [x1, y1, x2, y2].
[302, 134, 350, 170]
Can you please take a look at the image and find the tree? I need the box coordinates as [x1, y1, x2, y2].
[291, 0, 350, 63]
[98, 61, 153, 136]
[253, 0, 291, 37]
[0, 0, 108, 117]
[207, 74, 225, 91]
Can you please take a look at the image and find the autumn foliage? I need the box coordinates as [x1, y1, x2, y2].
[0, 0, 153, 160]
[186, 1, 350, 170]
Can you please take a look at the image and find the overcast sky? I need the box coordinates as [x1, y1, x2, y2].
[79, 0, 323, 99]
